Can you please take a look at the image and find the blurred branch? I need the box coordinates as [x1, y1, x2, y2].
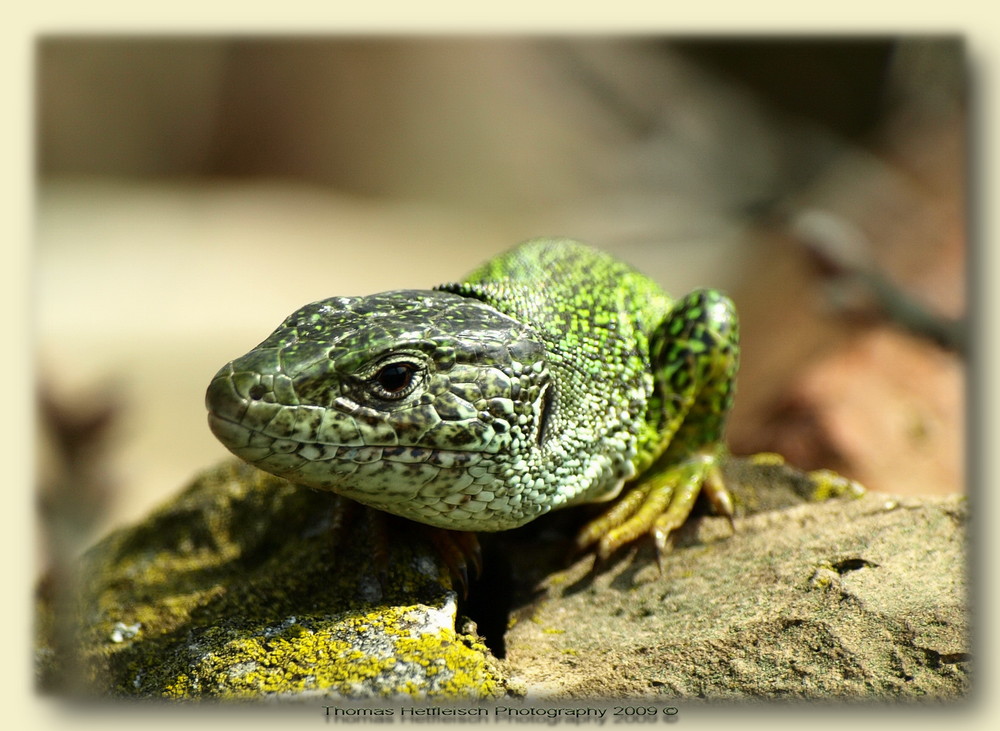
[792, 209, 966, 354]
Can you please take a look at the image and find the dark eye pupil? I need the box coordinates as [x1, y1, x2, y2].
[376, 363, 414, 394]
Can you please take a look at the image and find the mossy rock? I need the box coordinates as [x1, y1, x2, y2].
[45, 460, 505, 700]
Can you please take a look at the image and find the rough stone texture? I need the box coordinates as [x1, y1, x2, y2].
[39, 457, 968, 701]
[500, 484, 969, 699]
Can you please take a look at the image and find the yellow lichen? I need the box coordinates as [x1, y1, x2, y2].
[65, 461, 506, 700]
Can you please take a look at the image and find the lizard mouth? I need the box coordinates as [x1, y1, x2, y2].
[206, 367, 488, 483]
[207, 392, 505, 530]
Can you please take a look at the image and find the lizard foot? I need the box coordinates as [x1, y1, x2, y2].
[575, 450, 734, 572]
[422, 527, 483, 598]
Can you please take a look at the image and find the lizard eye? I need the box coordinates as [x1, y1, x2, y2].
[371, 362, 420, 399]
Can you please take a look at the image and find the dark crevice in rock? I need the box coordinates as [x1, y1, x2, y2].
[831, 557, 879, 573]
[462, 540, 516, 659]
[919, 647, 972, 668]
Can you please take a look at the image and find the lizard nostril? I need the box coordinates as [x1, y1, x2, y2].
[248, 384, 267, 400]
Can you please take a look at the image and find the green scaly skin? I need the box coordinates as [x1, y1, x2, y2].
[206, 238, 739, 560]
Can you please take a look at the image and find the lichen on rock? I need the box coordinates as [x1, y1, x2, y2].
[45, 460, 505, 700]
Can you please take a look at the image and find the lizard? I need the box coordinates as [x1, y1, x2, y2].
[206, 237, 741, 574]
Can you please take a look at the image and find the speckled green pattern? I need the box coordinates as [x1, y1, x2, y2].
[207, 238, 739, 540]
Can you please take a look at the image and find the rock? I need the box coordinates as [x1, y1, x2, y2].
[737, 325, 964, 500]
[40, 457, 967, 701]
[42, 460, 505, 700]
[500, 485, 968, 699]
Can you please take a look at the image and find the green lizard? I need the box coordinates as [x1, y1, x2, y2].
[206, 238, 739, 564]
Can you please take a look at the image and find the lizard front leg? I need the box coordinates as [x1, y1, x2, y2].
[577, 289, 739, 566]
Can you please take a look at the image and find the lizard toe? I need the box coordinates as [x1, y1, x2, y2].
[577, 451, 736, 569]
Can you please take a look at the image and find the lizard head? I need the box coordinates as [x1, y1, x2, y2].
[206, 289, 553, 530]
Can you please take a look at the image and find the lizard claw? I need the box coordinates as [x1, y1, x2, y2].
[576, 451, 735, 570]
[424, 528, 482, 598]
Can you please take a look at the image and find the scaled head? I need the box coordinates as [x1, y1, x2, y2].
[206, 289, 551, 530]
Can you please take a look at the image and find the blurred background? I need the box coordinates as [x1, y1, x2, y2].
[34, 37, 966, 563]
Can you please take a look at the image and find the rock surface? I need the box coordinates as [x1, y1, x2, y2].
[39, 457, 968, 701]
[500, 487, 969, 699]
